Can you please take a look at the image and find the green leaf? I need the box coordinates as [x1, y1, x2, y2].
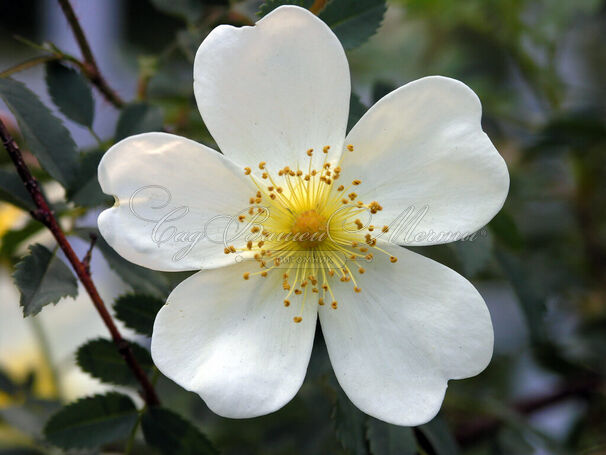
[74, 228, 171, 297]
[257, 0, 313, 17]
[0, 78, 79, 188]
[113, 294, 165, 337]
[43, 393, 138, 450]
[489, 210, 524, 250]
[141, 407, 218, 455]
[0, 448, 45, 455]
[150, 0, 203, 22]
[319, 0, 387, 50]
[333, 384, 368, 455]
[76, 338, 153, 386]
[347, 92, 368, 133]
[115, 102, 163, 141]
[418, 416, 460, 455]
[45, 62, 94, 128]
[13, 244, 78, 317]
[450, 230, 493, 277]
[66, 149, 112, 207]
[367, 417, 416, 455]
[0, 167, 35, 211]
[0, 367, 17, 395]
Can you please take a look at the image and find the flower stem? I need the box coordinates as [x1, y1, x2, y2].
[56, 0, 125, 108]
[0, 118, 160, 407]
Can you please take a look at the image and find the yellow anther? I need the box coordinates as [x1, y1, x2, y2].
[322, 284, 328, 291]
[268, 186, 274, 191]
[349, 192, 357, 200]
[293, 316, 303, 323]
[294, 289, 302, 295]
[390, 256, 398, 263]
[244, 167, 251, 175]
[382, 225, 389, 233]
[354, 287, 362, 293]
[358, 268, 365, 274]
[323, 145, 330, 153]
[228, 245, 236, 253]
[342, 199, 349, 204]
[243, 273, 250, 280]
[352, 179, 361, 185]
[283, 273, 289, 279]
[334, 166, 341, 173]
[354, 219, 363, 230]
[258, 241, 265, 248]
[270, 193, 277, 200]
[319, 298, 325, 305]
[262, 172, 268, 179]
[347, 144, 354, 151]
[238, 215, 246, 222]
[276, 187, 283, 193]
[249, 197, 255, 204]
[337, 185, 344, 192]
[365, 254, 373, 260]
[251, 226, 260, 233]
[368, 225, 374, 232]
[247, 241, 253, 250]
[259, 161, 266, 170]
[307, 149, 313, 156]
[331, 301, 338, 309]
[296, 170, 303, 176]
[223, 247, 230, 254]
[284, 299, 290, 307]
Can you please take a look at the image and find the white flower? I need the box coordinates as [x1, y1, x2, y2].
[97, 6, 509, 426]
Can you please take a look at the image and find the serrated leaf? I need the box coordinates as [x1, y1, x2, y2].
[257, 0, 313, 17]
[66, 149, 112, 207]
[0, 168, 35, 211]
[74, 228, 170, 297]
[76, 338, 153, 386]
[333, 384, 368, 455]
[418, 417, 459, 455]
[450, 230, 493, 277]
[367, 417, 416, 455]
[0, 78, 79, 188]
[43, 393, 138, 449]
[45, 62, 94, 128]
[115, 103, 163, 141]
[319, 0, 386, 50]
[150, 0, 203, 22]
[13, 244, 78, 316]
[141, 407, 218, 455]
[347, 92, 367, 133]
[113, 294, 165, 337]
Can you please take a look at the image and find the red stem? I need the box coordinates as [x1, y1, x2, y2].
[0, 120, 159, 406]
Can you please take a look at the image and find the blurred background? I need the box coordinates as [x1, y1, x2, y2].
[1, 0, 605, 454]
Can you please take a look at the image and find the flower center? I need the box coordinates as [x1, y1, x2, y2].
[225, 144, 398, 323]
[291, 210, 327, 248]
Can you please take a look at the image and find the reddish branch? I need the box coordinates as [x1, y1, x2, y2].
[0, 119, 159, 406]
[56, 0, 125, 108]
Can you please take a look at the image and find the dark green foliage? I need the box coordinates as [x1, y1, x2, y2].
[45, 61, 94, 128]
[66, 149, 112, 207]
[366, 417, 417, 455]
[76, 338, 154, 386]
[0, 78, 79, 188]
[257, 0, 314, 17]
[141, 407, 218, 455]
[115, 102, 164, 141]
[0, 167, 35, 211]
[319, 0, 386, 49]
[13, 244, 78, 316]
[149, 0, 203, 22]
[113, 294, 165, 336]
[332, 385, 368, 455]
[418, 417, 460, 455]
[43, 393, 138, 449]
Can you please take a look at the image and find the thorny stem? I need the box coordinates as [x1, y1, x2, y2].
[56, 0, 125, 108]
[0, 119, 160, 407]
